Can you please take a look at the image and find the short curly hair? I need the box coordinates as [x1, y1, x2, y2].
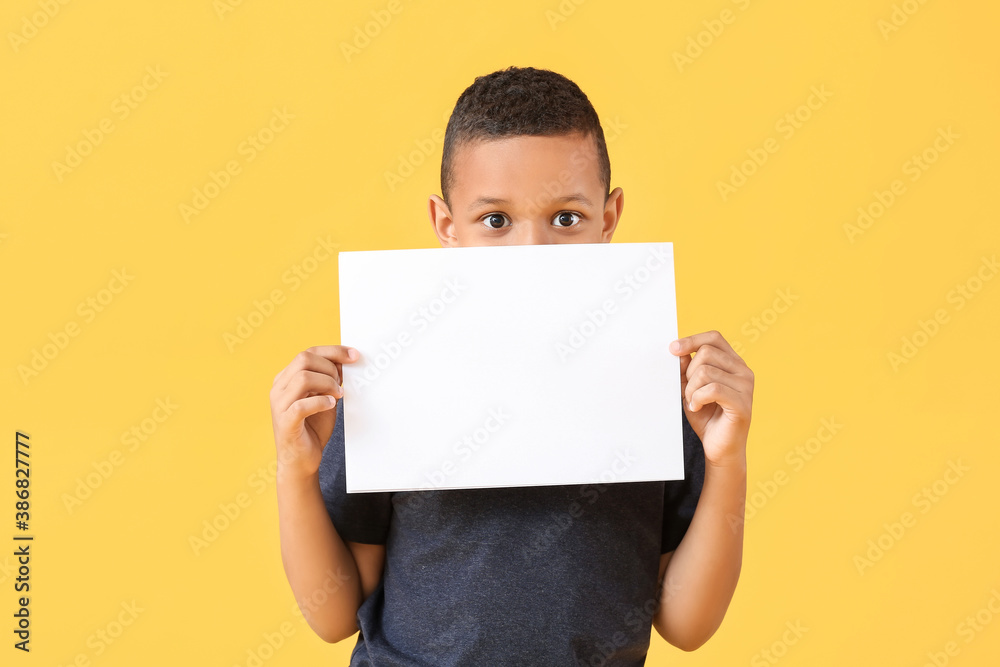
[440, 66, 611, 209]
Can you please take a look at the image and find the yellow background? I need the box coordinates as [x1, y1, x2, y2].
[3, 0, 999, 665]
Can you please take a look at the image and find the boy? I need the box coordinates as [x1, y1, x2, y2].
[270, 66, 754, 665]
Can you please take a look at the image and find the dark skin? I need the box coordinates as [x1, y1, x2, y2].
[271, 130, 753, 649]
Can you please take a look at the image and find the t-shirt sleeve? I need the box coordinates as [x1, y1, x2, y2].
[317, 396, 394, 544]
[661, 408, 706, 554]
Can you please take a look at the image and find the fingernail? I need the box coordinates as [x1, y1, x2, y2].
[348, 348, 357, 359]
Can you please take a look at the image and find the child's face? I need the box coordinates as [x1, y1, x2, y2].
[428, 131, 624, 247]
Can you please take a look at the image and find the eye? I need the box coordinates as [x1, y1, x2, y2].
[480, 213, 510, 230]
[553, 211, 582, 228]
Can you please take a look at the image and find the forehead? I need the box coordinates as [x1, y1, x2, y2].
[450, 132, 603, 206]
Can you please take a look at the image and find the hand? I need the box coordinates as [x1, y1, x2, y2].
[269, 345, 359, 481]
[669, 330, 753, 468]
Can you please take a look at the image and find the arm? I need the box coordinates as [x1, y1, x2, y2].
[277, 469, 367, 643]
[654, 330, 753, 651]
[654, 456, 746, 650]
[271, 345, 381, 643]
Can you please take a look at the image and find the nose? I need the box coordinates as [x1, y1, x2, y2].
[517, 220, 553, 246]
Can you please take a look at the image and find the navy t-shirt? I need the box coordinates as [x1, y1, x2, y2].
[318, 396, 705, 666]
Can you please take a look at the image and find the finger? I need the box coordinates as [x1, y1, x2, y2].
[677, 352, 692, 379]
[684, 344, 744, 380]
[677, 353, 691, 398]
[276, 369, 344, 415]
[307, 345, 358, 393]
[689, 379, 747, 416]
[274, 345, 358, 392]
[683, 364, 746, 409]
[305, 344, 359, 362]
[273, 350, 329, 392]
[274, 353, 337, 397]
[670, 330, 737, 358]
[284, 393, 338, 428]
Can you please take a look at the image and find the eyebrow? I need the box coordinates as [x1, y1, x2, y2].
[466, 193, 594, 212]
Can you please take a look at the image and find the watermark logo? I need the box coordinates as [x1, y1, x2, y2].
[62, 397, 179, 514]
[179, 107, 294, 223]
[8, 0, 75, 53]
[223, 235, 338, 352]
[916, 588, 1000, 665]
[555, 244, 670, 363]
[750, 620, 809, 666]
[52, 66, 168, 183]
[346, 277, 467, 393]
[717, 85, 832, 202]
[844, 126, 958, 243]
[17, 268, 134, 385]
[876, 0, 934, 40]
[672, 0, 754, 72]
[731, 288, 799, 355]
[418, 407, 511, 489]
[544, 0, 591, 30]
[726, 417, 843, 533]
[887, 254, 996, 372]
[521, 448, 637, 561]
[853, 459, 969, 575]
[340, 0, 411, 62]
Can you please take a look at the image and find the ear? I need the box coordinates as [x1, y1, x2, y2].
[600, 186, 624, 242]
[428, 194, 458, 247]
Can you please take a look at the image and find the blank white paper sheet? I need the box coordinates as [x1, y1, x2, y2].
[338, 241, 684, 493]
